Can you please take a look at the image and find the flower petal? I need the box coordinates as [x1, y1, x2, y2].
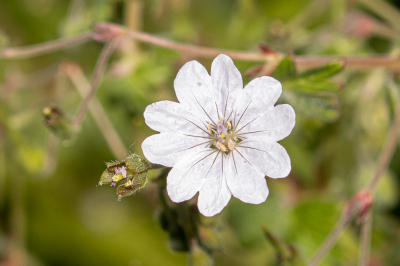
[237, 104, 296, 142]
[225, 153, 269, 204]
[235, 140, 291, 179]
[144, 100, 209, 136]
[166, 149, 221, 203]
[197, 154, 232, 217]
[142, 133, 210, 167]
[174, 60, 219, 124]
[211, 54, 243, 119]
[232, 76, 282, 131]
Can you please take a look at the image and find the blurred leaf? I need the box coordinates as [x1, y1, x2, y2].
[298, 61, 344, 81]
[187, 244, 214, 266]
[281, 92, 339, 121]
[284, 79, 342, 93]
[273, 55, 297, 81]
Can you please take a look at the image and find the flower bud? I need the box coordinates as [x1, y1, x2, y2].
[43, 106, 72, 141]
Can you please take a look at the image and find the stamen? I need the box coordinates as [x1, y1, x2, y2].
[227, 121, 232, 130]
[228, 140, 235, 151]
[217, 141, 227, 152]
[216, 117, 225, 125]
[207, 123, 212, 135]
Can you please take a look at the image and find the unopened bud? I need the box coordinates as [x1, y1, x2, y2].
[43, 106, 72, 140]
[346, 190, 373, 225]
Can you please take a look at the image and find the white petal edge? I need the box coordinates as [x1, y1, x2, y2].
[225, 153, 269, 204]
[235, 140, 291, 179]
[174, 60, 219, 124]
[197, 153, 232, 217]
[211, 54, 243, 119]
[143, 100, 208, 136]
[142, 133, 209, 167]
[237, 104, 296, 142]
[232, 76, 282, 131]
[166, 149, 222, 204]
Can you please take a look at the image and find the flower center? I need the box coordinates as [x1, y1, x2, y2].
[208, 117, 237, 153]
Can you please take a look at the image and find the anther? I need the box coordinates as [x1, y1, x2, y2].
[227, 121, 232, 130]
[216, 117, 225, 125]
[208, 123, 212, 135]
[217, 141, 227, 152]
[228, 140, 235, 151]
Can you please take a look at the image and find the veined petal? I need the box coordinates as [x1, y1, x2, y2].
[237, 104, 296, 142]
[225, 153, 269, 204]
[144, 100, 209, 136]
[166, 149, 221, 203]
[197, 153, 232, 217]
[142, 133, 210, 167]
[235, 141, 291, 179]
[174, 60, 219, 124]
[232, 76, 282, 131]
[211, 54, 243, 119]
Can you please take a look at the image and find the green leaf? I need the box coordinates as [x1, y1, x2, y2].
[299, 61, 344, 81]
[273, 55, 297, 81]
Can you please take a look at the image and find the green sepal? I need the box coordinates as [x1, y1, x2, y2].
[116, 179, 146, 200]
[98, 169, 114, 186]
[125, 153, 149, 172]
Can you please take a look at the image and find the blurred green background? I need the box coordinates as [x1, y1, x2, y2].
[1, 0, 400, 265]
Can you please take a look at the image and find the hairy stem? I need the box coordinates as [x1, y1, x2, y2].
[359, 213, 372, 266]
[1, 32, 93, 59]
[72, 38, 119, 131]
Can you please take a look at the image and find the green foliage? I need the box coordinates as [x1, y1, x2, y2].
[274, 56, 343, 121]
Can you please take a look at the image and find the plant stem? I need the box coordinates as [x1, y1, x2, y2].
[1, 32, 93, 59]
[359, 213, 372, 266]
[309, 105, 400, 265]
[368, 106, 400, 190]
[64, 62, 127, 160]
[308, 203, 359, 266]
[72, 38, 119, 131]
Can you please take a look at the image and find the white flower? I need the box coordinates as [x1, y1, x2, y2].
[142, 54, 295, 217]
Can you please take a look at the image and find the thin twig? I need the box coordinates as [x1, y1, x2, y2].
[369, 106, 400, 190]
[308, 203, 359, 266]
[64, 63, 126, 160]
[72, 38, 119, 131]
[359, 213, 372, 266]
[0, 32, 93, 59]
[309, 106, 400, 265]
[2, 23, 400, 69]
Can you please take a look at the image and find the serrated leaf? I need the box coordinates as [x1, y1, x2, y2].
[273, 55, 296, 81]
[299, 61, 344, 80]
